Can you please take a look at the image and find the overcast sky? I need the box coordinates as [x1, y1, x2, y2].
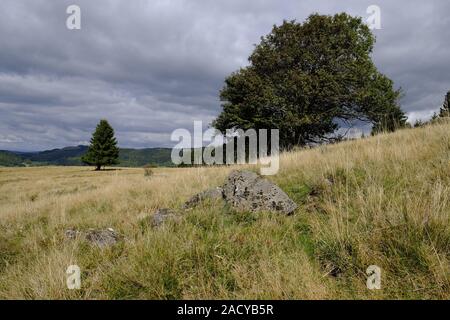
[0, 0, 449, 151]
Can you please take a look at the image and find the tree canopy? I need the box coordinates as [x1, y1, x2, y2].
[82, 119, 120, 170]
[213, 13, 406, 149]
[439, 91, 450, 117]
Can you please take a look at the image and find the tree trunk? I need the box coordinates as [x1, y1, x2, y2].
[95, 165, 101, 171]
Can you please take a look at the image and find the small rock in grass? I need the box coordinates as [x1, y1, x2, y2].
[64, 228, 120, 248]
[182, 187, 224, 210]
[84, 228, 120, 248]
[150, 208, 180, 227]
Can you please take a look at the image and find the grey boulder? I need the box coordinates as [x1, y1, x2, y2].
[222, 170, 297, 215]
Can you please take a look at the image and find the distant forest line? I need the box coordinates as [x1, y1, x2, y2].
[0, 146, 174, 168]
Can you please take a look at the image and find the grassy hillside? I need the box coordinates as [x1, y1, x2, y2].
[0, 121, 449, 299]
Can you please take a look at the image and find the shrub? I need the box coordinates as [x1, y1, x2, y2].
[143, 165, 154, 177]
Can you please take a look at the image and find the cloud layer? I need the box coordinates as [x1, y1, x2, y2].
[0, 0, 449, 150]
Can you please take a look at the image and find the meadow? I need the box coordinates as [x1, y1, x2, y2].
[0, 121, 449, 299]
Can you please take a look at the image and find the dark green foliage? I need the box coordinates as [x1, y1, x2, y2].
[370, 105, 408, 134]
[213, 13, 406, 149]
[119, 148, 174, 167]
[431, 112, 439, 122]
[413, 119, 425, 128]
[0, 151, 25, 167]
[82, 120, 120, 170]
[439, 91, 450, 117]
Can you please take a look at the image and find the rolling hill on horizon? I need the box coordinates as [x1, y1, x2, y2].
[0, 145, 174, 167]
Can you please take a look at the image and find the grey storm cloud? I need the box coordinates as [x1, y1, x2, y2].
[0, 0, 449, 150]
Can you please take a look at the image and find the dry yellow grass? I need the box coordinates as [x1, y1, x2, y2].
[0, 121, 449, 299]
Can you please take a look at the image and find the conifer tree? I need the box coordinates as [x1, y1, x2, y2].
[82, 119, 119, 170]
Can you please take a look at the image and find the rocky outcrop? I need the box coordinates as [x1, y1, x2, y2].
[65, 228, 120, 248]
[222, 170, 297, 215]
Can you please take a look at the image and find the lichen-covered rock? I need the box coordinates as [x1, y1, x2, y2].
[182, 187, 224, 210]
[85, 228, 120, 247]
[222, 170, 297, 215]
[64, 228, 120, 248]
[150, 208, 180, 227]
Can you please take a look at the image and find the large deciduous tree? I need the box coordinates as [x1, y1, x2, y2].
[82, 119, 120, 170]
[213, 13, 406, 149]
